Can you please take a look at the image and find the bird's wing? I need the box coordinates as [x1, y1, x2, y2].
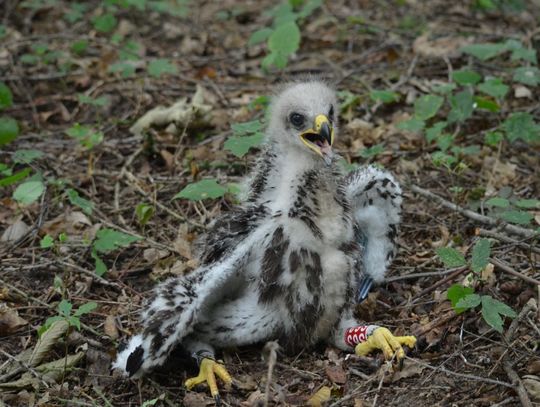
[113, 204, 269, 377]
[342, 165, 402, 290]
[197, 203, 269, 265]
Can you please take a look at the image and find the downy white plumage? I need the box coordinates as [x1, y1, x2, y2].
[113, 81, 410, 398]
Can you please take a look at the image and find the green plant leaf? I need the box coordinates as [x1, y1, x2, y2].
[66, 188, 94, 215]
[268, 21, 300, 55]
[484, 131, 503, 147]
[13, 149, 44, 164]
[425, 121, 447, 143]
[455, 293, 481, 309]
[0, 116, 19, 146]
[91, 249, 107, 276]
[248, 28, 273, 46]
[40, 234, 54, 249]
[0, 82, 13, 110]
[501, 112, 540, 143]
[109, 61, 136, 77]
[474, 96, 499, 112]
[515, 199, 540, 209]
[447, 284, 475, 314]
[461, 43, 506, 60]
[431, 151, 457, 167]
[298, 0, 322, 18]
[436, 247, 466, 268]
[135, 203, 154, 226]
[71, 39, 88, 55]
[369, 90, 400, 104]
[448, 90, 474, 123]
[485, 197, 509, 208]
[0, 167, 31, 187]
[478, 78, 509, 99]
[141, 398, 159, 407]
[74, 302, 97, 317]
[77, 94, 109, 107]
[173, 179, 227, 201]
[452, 69, 481, 85]
[471, 238, 491, 273]
[262, 51, 288, 70]
[93, 228, 141, 253]
[224, 133, 265, 158]
[68, 316, 81, 330]
[396, 118, 424, 132]
[513, 67, 540, 86]
[66, 124, 104, 149]
[58, 299, 72, 317]
[231, 120, 263, 135]
[64, 3, 87, 23]
[511, 47, 537, 63]
[93, 13, 117, 33]
[481, 295, 516, 333]
[359, 143, 385, 158]
[148, 59, 178, 78]
[414, 94, 444, 121]
[435, 134, 453, 152]
[499, 210, 533, 225]
[338, 90, 361, 111]
[13, 180, 45, 205]
[431, 83, 456, 95]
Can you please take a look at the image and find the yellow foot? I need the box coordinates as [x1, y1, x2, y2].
[355, 327, 416, 365]
[185, 358, 232, 405]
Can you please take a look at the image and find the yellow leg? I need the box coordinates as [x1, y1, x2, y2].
[355, 327, 416, 364]
[185, 358, 232, 404]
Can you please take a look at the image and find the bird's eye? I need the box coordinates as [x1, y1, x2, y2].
[328, 105, 334, 122]
[289, 112, 305, 128]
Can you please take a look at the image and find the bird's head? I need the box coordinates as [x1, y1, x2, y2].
[267, 81, 338, 165]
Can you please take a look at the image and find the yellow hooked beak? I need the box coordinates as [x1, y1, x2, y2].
[299, 114, 334, 161]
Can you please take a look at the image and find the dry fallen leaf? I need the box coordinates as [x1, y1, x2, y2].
[173, 223, 194, 260]
[130, 85, 213, 137]
[413, 33, 471, 58]
[103, 315, 118, 339]
[307, 385, 332, 407]
[325, 364, 347, 384]
[0, 304, 28, 336]
[41, 211, 92, 237]
[523, 375, 540, 402]
[1, 218, 30, 242]
[391, 359, 426, 382]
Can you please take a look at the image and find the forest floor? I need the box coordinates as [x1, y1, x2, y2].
[1, 0, 539, 406]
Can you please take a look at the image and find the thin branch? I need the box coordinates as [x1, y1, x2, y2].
[490, 258, 540, 287]
[409, 185, 537, 239]
[404, 356, 514, 388]
[478, 228, 540, 255]
[56, 260, 121, 289]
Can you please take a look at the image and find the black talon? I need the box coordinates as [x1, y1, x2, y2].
[214, 395, 221, 407]
[357, 275, 373, 303]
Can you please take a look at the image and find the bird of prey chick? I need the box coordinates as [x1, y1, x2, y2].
[113, 80, 416, 402]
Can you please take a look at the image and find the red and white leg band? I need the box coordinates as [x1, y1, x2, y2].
[344, 325, 379, 348]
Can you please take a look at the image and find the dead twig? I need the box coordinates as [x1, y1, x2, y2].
[503, 361, 533, 407]
[0, 348, 49, 388]
[490, 258, 540, 287]
[408, 266, 468, 304]
[410, 185, 537, 239]
[478, 229, 540, 256]
[262, 341, 280, 407]
[404, 356, 514, 388]
[56, 260, 121, 289]
[501, 299, 537, 407]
